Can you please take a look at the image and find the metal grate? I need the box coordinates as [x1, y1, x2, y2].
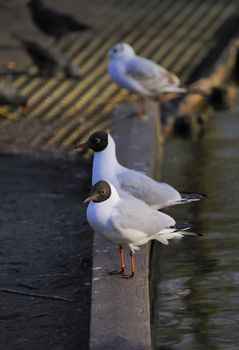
[0, 0, 238, 155]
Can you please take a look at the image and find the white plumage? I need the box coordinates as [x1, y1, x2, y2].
[89, 132, 204, 210]
[86, 181, 194, 255]
[107, 42, 187, 98]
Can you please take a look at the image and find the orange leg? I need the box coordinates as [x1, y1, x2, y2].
[122, 250, 135, 279]
[119, 245, 125, 272]
[109, 244, 125, 275]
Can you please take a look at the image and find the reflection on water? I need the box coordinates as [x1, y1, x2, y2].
[151, 106, 239, 350]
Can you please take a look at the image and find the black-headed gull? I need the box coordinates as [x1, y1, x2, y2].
[107, 42, 187, 114]
[75, 131, 205, 210]
[84, 180, 200, 278]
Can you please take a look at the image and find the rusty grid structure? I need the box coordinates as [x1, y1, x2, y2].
[0, 0, 238, 155]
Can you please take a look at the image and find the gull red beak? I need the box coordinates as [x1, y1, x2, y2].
[74, 141, 89, 153]
[84, 193, 98, 204]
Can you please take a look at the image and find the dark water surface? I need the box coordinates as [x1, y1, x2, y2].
[151, 106, 239, 350]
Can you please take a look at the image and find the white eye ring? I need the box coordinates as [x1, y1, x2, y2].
[101, 189, 106, 194]
[94, 138, 101, 144]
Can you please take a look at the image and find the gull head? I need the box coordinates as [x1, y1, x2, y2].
[107, 43, 135, 59]
[84, 181, 113, 203]
[75, 131, 109, 153]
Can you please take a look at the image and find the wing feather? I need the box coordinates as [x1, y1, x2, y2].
[117, 170, 181, 209]
[126, 56, 180, 95]
[111, 196, 175, 238]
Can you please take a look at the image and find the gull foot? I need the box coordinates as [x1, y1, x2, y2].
[121, 272, 134, 279]
[108, 267, 125, 275]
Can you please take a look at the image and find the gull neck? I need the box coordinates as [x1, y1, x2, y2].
[92, 134, 121, 185]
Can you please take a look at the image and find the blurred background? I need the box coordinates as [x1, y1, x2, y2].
[0, 0, 238, 154]
[0, 0, 239, 349]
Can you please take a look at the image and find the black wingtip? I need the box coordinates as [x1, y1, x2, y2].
[180, 192, 207, 200]
[170, 223, 204, 237]
[169, 223, 193, 231]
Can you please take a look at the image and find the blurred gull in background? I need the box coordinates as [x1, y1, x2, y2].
[107, 42, 187, 115]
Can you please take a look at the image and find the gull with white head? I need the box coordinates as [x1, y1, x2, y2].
[85, 180, 200, 278]
[76, 131, 205, 209]
[107, 42, 187, 115]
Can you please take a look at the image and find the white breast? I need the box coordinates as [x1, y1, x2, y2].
[91, 135, 125, 188]
[86, 200, 112, 234]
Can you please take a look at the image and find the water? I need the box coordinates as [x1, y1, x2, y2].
[151, 105, 239, 350]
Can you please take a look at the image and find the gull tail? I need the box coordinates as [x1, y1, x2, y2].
[162, 86, 188, 94]
[179, 192, 206, 204]
[157, 192, 206, 209]
[154, 223, 202, 245]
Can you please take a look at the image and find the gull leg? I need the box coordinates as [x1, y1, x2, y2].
[109, 244, 125, 275]
[122, 250, 135, 279]
[120, 245, 126, 272]
[138, 96, 146, 117]
[130, 251, 135, 277]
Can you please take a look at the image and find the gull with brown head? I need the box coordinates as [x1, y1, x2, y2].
[85, 180, 200, 278]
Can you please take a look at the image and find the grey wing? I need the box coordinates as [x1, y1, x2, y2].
[118, 170, 182, 209]
[126, 56, 180, 94]
[113, 197, 175, 237]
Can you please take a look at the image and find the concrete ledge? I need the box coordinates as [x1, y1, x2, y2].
[89, 102, 160, 350]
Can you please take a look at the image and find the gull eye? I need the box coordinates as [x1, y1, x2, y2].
[94, 137, 101, 144]
[101, 189, 106, 195]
